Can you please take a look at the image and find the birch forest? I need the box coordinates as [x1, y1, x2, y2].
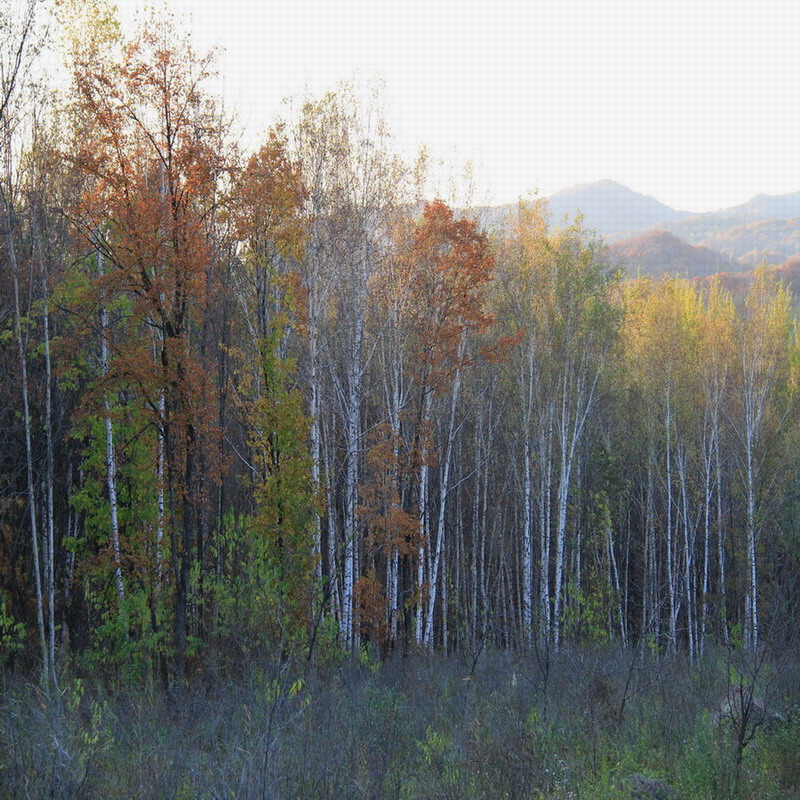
[3, 4, 800, 798]
[2, 0, 799, 681]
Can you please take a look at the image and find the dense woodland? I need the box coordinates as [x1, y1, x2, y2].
[1, 1, 799, 692]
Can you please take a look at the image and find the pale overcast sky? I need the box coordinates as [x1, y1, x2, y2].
[113, 0, 800, 213]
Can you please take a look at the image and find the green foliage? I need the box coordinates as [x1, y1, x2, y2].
[0, 594, 25, 666]
[756, 716, 800, 796]
[676, 714, 736, 799]
[206, 512, 269, 652]
[357, 642, 381, 674]
[215, 285, 321, 659]
[68, 399, 167, 678]
[408, 725, 462, 796]
[563, 577, 611, 643]
[207, 506, 316, 659]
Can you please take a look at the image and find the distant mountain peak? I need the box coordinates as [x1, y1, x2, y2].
[721, 190, 800, 219]
[545, 180, 686, 236]
[551, 178, 628, 195]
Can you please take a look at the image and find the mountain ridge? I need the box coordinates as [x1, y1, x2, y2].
[609, 230, 737, 278]
[476, 181, 800, 276]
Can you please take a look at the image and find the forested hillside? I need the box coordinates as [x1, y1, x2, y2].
[1, 2, 799, 689]
[609, 230, 739, 277]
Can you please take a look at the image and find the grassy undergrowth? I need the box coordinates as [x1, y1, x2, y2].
[1, 645, 798, 799]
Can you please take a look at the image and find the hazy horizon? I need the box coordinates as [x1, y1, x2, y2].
[113, 0, 800, 215]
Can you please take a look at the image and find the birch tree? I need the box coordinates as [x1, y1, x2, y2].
[0, 0, 49, 685]
[621, 278, 704, 652]
[733, 268, 792, 651]
[493, 200, 547, 642]
[698, 281, 734, 650]
[544, 220, 618, 648]
[404, 200, 493, 648]
[292, 85, 404, 648]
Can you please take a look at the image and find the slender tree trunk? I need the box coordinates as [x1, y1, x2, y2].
[323, 416, 339, 621]
[308, 289, 322, 587]
[677, 442, 695, 660]
[700, 421, 713, 656]
[644, 445, 657, 640]
[388, 375, 402, 645]
[552, 447, 571, 649]
[415, 391, 432, 646]
[605, 509, 625, 644]
[157, 392, 165, 588]
[424, 333, 466, 648]
[716, 427, 728, 644]
[98, 248, 126, 608]
[39, 242, 57, 686]
[522, 432, 533, 639]
[744, 427, 758, 650]
[5, 173, 48, 686]
[480, 469, 489, 639]
[521, 339, 535, 642]
[62, 462, 75, 648]
[471, 430, 480, 641]
[342, 319, 363, 648]
[538, 408, 553, 641]
[665, 389, 677, 652]
[552, 365, 597, 649]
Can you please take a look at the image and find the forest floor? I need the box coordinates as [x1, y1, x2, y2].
[1, 643, 799, 799]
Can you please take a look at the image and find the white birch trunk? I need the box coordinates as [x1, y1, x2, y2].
[156, 392, 165, 588]
[745, 426, 758, 650]
[415, 391, 433, 646]
[40, 252, 57, 685]
[424, 333, 466, 648]
[644, 450, 657, 638]
[98, 248, 125, 607]
[740, 331, 771, 652]
[471, 418, 481, 639]
[551, 446, 572, 649]
[700, 416, 714, 655]
[538, 410, 553, 641]
[480, 472, 489, 637]
[522, 432, 533, 639]
[605, 511, 625, 644]
[552, 362, 598, 649]
[388, 372, 402, 643]
[5, 162, 48, 684]
[308, 287, 323, 587]
[321, 415, 340, 621]
[677, 442, 695, 660]
[665, 389, 677, 652]
[342, 342, 363, 649]
[521, 338, 535, 641]
[716, 428, 728, 644]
